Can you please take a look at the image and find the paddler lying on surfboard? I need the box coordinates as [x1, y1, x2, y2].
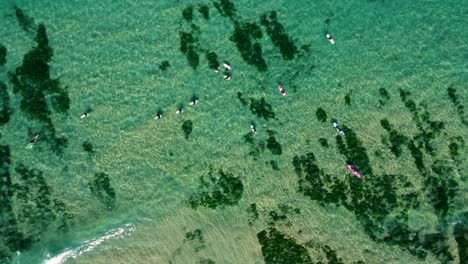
[326, 33, 335, 45]
[278, 85, 287, 97]
[347, 164, 362, 179]
[333, 122, 345, 136]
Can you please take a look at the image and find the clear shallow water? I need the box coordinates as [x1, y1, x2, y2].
[0, 0, 467, 263]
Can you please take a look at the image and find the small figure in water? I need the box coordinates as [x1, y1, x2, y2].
[250, 124, 257, 136]
[80, 112, 90, 119]
[278, 85, 287, 97]
[30, 135, 39, 144]
[326, 33, 335, 45]
[154, 113, 162, 120]
[214, 66, 220, 73]
[347, 164, 362, 179]
[333, 122, 345, 136]
[223, 62, 231, 71]
[176, 108, 184, 115]
[223, 73, 232, 81]
[189, 98, 198, 106]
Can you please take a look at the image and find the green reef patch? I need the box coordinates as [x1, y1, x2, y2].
[184, 228, 205, 252]
[159, 60, 170, 71]
[0, 44, 6, 66]
[212, 0, 236, 18]
[249, 97, 275, 120]
[246, 203, 259, 226]
[266, 130, 282, 155]
[380, 119, 408, 157]
[315, 107, 327, 122]
[89, 172, 116, 209]
[14, 6, 35, 32]
[260, 11, 297, 60]
[257, 228, 312, 264]
[9, 23, 70, 154]
[198, 5, 210, 20]
[0, 81, 12, 126]
[189, 169, 243, 209]
[182, 120, 193, 139]
[447, 86, 467, 127]
[0, 152, 74, 263]
[229, 22, 267, 71]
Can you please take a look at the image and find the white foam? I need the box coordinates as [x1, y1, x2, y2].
[43, 224, 135, 264]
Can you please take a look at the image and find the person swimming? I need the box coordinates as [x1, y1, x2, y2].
[250, 124, 257, 136]
[333, 122, 345, 136]
[30, 135, 39, 144]
[347, 164, 362, 179]
[326, 33, 335, 44]
[176, 108, 184, 115]
[214, 66, 220, 73]
[189, 98, 198, 106]
[154, 113, 162, 120]
[278, 85, 287, 97]
[80, 112, 90, 119]
[223, 63, 231, 71]
[223, 73, 232, 80]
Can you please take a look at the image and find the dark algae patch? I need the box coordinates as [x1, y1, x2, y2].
[344, 92, 351, 106]
[315, 107, 327, 122]
[380, 119, 408, 157]
[198, 5, 209, 20]
[447, 86, 467, 126]
[318, 138, 328, 148]
[0, 81, 12, 126]
[257, 228, 312, 264]
[205, 51, 219, 70]
[0, 44, 6, 66]
[454, 222, 468, 262]
[179, 26, 200, 69]
[89, 172, 116, 209]
[260, 11, 297, 60]
[266, 130, 282, 155]
[82, 141, 94, 154]
[9, 23, 70, 154]
[229, 22, 267, 71]
[189, 169, 243, 209]
[378, 87, 390, 106]
[14, 6, 35, 32]
[159, 60, 170, 71]
[335, 125, 373, 175]
[184, 228, 205, 252]
[182, 6, 194, 22]
[212, 0, 236, 18]
[247, 203, 259, 226]
[249, 97, 275, 120]
[182, 120, 193, 139]
[0, 157, 73, 262]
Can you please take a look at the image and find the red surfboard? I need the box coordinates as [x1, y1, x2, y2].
[278, 85, 287, 97]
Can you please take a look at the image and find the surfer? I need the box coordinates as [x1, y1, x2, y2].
[333, 122, 345, 136]
[347, 164, 362, 179]
[176, 108, 184, 115]
[278, 85, 287, 97]
[223, 62, 231, 71]
[326, 33, 335, 45]
[251, 124, 257, 136]
[224, 73, 232, 80]
[189, 98, 198, 106]
[154, 113, 162, 120]
[30, 135, 39, 144]
[80, 112, 90, 119]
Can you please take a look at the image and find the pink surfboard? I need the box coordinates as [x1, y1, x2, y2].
[347, 165, 362, 179]
[278, 85, 287, 97]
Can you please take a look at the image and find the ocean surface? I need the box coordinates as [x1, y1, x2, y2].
[0, 0, 467, 263]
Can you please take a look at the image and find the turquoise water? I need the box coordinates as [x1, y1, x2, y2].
[0, 0, 467, 263]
